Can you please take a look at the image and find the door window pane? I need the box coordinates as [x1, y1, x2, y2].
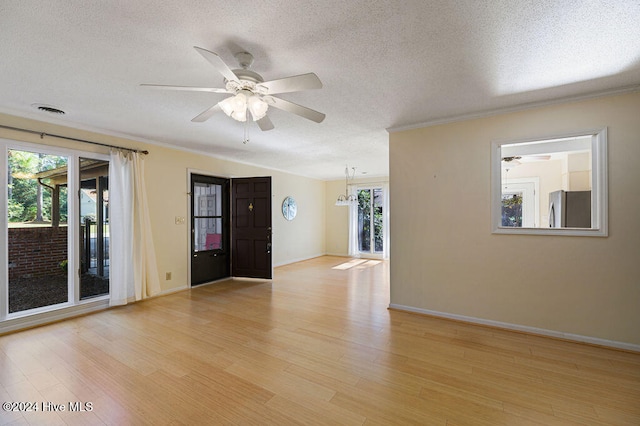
[193, 181, 224, 253]
[194, 182, 222, 216]
[373, 188, 384, 253]
[501, 193, 523, 227]
[79, 158, 110, 300]
[357, 187, 386, 255]
[7, 149, 69, 313]
[358, 189, 371, 252]
[194, 218, 223, 251]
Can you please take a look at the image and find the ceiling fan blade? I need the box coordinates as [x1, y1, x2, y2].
[256, 115, 275, 131]
[258, 73, 322, 95]
[268, 97, 325, 123]
[191, 104, 221, 122]
[193, 47, 238, 83]
[140, 84, 229, 93]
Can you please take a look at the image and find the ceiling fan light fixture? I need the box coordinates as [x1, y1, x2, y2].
[231, 108, 247, 122]
[233, 91, 248, 110]
[218, 92, 250, 122]
[248, 95, 268, 121]
[218, 96, 235, 117]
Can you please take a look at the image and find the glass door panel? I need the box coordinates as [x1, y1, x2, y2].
[194, 217, 224, 251]
[79, 158, 110, 299]
[357, 187, 385, 255]
[7, 149, 69, 313]
[358, 189, 372, 252]
[373, 188, 384, 253]
[501, 192, 523, 227]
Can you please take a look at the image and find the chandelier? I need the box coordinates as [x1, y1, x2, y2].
[335, 166, 357, 206]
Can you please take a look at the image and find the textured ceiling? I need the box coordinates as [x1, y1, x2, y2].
[1, 1, 639, 180]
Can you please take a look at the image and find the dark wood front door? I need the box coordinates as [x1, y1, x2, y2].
[191, 174, 230, 285]
[231, 177, 272, 279]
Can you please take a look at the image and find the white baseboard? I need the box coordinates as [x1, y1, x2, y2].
[1, 298, 110, 335]
[157, 284, 189, 296]
[324, 252, 349, 257]
[388, 303, 640, 353]
[274, 253, 326, 267]
[324, 252, 389, 260]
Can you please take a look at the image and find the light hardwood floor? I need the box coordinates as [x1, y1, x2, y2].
[1, 256, 639, 425]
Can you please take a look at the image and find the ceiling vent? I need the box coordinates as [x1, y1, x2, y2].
[32, 103, 66, 115]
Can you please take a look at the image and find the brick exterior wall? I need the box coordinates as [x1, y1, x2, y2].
[8, 227, 68, 280]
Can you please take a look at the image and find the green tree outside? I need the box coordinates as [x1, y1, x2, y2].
[358, 188, 384, 253]
[7, 150, 68, 223]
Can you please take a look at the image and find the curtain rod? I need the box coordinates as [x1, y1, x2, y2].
[0, 124, 149, 155]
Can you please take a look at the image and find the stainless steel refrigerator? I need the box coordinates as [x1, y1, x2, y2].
[548, 190, 591, 228]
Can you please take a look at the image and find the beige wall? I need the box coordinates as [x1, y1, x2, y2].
[325, 179, 350, 255]
[389, 91, 640, 346]
[1, 113, 326, 293]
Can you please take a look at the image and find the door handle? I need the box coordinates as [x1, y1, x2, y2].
[266, 242, 272, 254]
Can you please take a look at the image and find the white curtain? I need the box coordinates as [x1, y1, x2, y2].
[109, 150, 161, 306]
[347, 184, 360, 257]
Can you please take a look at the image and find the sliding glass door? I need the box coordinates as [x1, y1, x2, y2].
[1, 140, 109, 321]
[357, 187, 384, 255]
[79, 158, 110, 299]
[6, 148, 70, 313]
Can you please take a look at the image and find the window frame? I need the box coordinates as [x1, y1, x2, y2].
[491, 128, 608, 237]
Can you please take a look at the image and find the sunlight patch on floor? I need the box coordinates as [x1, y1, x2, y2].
[332, 259, 381, 270]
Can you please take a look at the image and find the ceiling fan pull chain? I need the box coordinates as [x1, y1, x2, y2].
[243, 120, 250, 144]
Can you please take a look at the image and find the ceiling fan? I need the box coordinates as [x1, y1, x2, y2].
[141, 47, 325, 131]
[501, 154, 552, 167]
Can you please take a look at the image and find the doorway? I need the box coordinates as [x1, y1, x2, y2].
[349, 184, 389, 259]
[2, 142, 110, 320]
[231, 177, 272, 279]
[190, 174, 230, 285]
[357, 187, 384, 255]
[189, 174, 273, 285]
